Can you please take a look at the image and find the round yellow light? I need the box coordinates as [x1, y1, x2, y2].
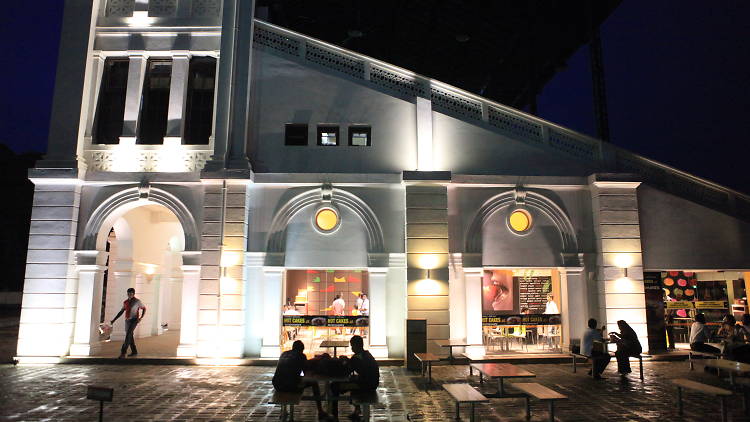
[315, 208, 339, 231]
[509, 210, 531, 232]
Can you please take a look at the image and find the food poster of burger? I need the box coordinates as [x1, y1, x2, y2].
[662, 271, 697, 317]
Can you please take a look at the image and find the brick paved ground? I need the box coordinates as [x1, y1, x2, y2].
[0, 360, 748, 421]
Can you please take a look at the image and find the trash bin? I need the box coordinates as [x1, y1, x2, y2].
[406, 319, 427, 371]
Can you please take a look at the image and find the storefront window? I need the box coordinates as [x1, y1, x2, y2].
[481, 269, 562, 354]
[281, 269, 369, 357]
[661, 271, 746, 349]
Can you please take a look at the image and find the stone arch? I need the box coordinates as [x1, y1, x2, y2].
[265, 187, 385, 262]
[464, 188, 578, 257]
[81, 186, 200, 251]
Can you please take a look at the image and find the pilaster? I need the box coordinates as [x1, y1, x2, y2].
[177, 256, 201, 357]
[121, 53, 147, 141]
[69, 250, 108, 356]
[165, 53, 190, 141]
[260, 267, 284, 358]
[405, 184, 450, 356]
[368, 268, 387, 357]
[589, 175, 648, 350]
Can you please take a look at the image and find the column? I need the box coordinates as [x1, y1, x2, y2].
[368, 268, 387, 357]
[70, 251, 108, 356]
[38, 1, 98, 170]
[120, 54, 147, 142]
[448, 254, 466, 348]
[165, 53, 190, 142]
[464, 268, 484, 353]
[560, 267, 587, 348]
[109, 261, 135, 341]
[17, 182, 81, 359]
[590, 175, 648, 350]
[406, 184, 450, 356]
[261, 267, 283, 358]
[205, 0, 254, 172]
[177, 261, 201, 357]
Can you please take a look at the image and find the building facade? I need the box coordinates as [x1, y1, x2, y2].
[17, 0, 750, 362]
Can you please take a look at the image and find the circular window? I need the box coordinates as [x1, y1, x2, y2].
[315, 208, 339, 232]
[508, 209, 532, 234]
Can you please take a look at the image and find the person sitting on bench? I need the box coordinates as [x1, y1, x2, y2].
[690, 313, 720, 354]
[582, 318, 611, 379]
[272, 340, 328, 420]
[609, 320, 642, 377]
[331, 335, 379, 421]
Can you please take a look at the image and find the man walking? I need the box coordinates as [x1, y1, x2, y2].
[110, 288, 146, 359]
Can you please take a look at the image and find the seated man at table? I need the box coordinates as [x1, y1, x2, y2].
[690, 313, 720, 354]
[272, 340, 328, 420]
[582, 318, 611, 379]
[331, 335, 379, 421]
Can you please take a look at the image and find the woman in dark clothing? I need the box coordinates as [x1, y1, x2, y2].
[609, 320, 642, 376]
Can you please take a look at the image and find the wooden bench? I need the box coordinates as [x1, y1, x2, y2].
[414, 352, 440, 386]
[689, 350, 721, 370]
[270, 391, 303, 421]
[512, 383, 567, 422]
[570, 352, 593, 377]
[732, 377, 750, 415]
[443, 383, 488, 422]
[672, 378, 732, 422]
[351, 390, 380, 421]
[611, 353, 645, 381]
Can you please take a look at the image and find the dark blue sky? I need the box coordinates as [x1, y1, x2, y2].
[1, 1, 748, 192]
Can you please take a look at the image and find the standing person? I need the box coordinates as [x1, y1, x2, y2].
[331, 335, 379, 420]
[272, 340, 328, 420]
[544, 294, 559, 314]
[664, 309, 676, 350]
[359, 293, 369, 316]
[609, 320, 642, 376]
[689, 313, 720, 354]
[582, 318, 611, 379]
[332, 294, 346, 316]
[110, 288, 146, 359]
[355, 294, 364, 313]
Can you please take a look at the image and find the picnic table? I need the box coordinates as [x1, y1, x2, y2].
[319, 340, 350, 357]
[470, 363, 535, 398]
[434, 339, 470, 362]
[302, 373, 350, 414]
[702, 359, 750, 384]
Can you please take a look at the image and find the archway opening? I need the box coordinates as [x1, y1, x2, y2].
[93, 203, 186, 357]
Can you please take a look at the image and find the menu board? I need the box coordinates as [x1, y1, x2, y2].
[518, 276, 551, 313]
[482, 314, 561, 326]
[282, 315, 369, 327]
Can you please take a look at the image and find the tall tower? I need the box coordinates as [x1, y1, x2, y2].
[19, 0, 255, 360]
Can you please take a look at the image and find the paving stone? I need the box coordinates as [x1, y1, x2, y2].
[0, 361, 748, 421]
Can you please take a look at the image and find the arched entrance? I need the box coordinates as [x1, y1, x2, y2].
[93, 203, 186, 357]
[70, 186, 201, 358]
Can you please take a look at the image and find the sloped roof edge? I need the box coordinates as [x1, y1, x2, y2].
[253, 19, 750, 221]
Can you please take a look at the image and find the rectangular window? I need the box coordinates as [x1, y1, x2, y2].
[285, 124, 308, 145]
[93, 58, 129, 144]
[184, 57, 217, 145]
[317, 125, 339, 146]
[349, 126, 371, 146]
[137, 58, 172, 145]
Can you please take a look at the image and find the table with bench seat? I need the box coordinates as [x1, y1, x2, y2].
[414, 352, 440, 386]
[512, 383, 567, 422]
[443, 383, 488, 422]
[435, 339, 470, 363]
[689, 349, 722, 370]
[470, 363, 536, 398]
[672, 378, 732, 422]
[701, 359, 750, 384]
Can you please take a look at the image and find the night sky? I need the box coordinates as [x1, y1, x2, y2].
[1, 1, 748, 192]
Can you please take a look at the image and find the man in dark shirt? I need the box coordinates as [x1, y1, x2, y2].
[331, 335, 380, 420]
[272, 340, 327, 419]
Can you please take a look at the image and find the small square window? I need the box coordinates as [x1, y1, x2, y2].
[317, 125, 339, 146]
[349, 126, 371, 146]
[285, 124, 308, 146]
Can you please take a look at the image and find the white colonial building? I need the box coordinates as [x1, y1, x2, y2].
[17, 0, 750, 362]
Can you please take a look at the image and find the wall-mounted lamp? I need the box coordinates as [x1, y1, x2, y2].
[614, 253, 632, 277]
